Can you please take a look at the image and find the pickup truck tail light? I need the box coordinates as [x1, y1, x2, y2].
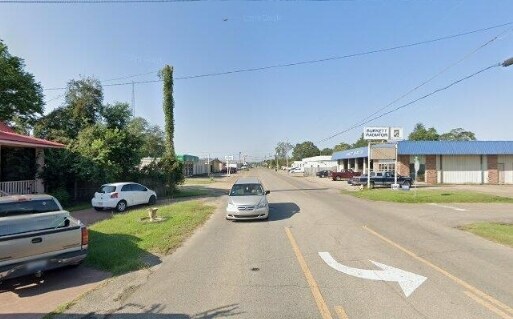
[110, 192, 119, 199]
[81, 227, 89, 246]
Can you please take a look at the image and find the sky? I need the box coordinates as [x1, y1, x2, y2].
[1, 0, 513, 161]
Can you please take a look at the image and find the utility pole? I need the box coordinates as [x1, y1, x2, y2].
[131, 81, 135, 116]
[367, 141, 372, 189]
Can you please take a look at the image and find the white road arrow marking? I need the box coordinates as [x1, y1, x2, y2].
[319, 252, 427, 297]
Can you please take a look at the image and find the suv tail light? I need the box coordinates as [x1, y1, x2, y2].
[81, 227, 89, 246]
[110, 192, 119, 199]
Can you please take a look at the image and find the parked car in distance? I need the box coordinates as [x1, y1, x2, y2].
[289, 167, 304, 174]
[331, 169, 362, 181]
[0, 194, 88, 282]
[350, 171, 413, 188]
[91, 182, 157, 212]
[226, 177, 270, 220]
[221, 167, 237, 174]
[316, 170, 332, 178]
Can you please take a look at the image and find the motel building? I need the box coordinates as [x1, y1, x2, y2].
[332, 140, 513, 185]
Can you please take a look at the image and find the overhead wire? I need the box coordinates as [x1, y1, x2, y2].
[42, 21, 513, 91]
[318, 26, 513, 144]
[317, 62, 501, 143]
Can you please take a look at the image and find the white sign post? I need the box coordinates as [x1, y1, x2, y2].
[225, 155, 234, 176]
[414, 156, 420, 196]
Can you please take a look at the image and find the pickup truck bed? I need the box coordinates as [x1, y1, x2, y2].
[0, 195, 88, 282]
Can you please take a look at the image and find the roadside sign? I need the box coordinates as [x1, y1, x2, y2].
[390, 127, 404, 140]
[225, 155, 234, 161]
[364, 127, 389, 140]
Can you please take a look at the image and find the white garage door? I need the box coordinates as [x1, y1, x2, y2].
[442, 156, 482, 184]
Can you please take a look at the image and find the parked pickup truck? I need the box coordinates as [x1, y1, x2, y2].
[331, 169, 362, 181]
[349, 171, 413, 188]
[0, 194, 88, 282]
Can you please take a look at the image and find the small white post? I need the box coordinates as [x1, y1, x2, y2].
[367, 141, 371, 189]
[394, 143, 398, 185]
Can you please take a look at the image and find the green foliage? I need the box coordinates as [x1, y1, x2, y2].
[51, 187, 71, 207]
[0, 40, 44, 128]
[439, 128, 476, 141]
[292, 141, 320, 160]
[127, 117, 165, 158]
[34, 77, 104, 141]
[333, 142, 351, 152]
[65, 77, 103, 132]
[72, 125, 144, 182]
[408, 123, 440, 141]
[320, 147, 333, 155]
[351, 134, 369, 148]
[275, 141, 293, 159]
[102, 102, 132, 130]
[160, 65, 175, 157]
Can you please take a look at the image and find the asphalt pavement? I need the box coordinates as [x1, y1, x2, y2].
[53, 168, 513, 319]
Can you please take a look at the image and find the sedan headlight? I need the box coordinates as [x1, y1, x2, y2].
[257, 199, 268, 208]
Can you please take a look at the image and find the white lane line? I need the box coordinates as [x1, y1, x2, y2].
[428, 203, 467, 212]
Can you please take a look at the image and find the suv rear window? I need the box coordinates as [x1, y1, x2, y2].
[98, 185, 116, 193]
[0, 199, 61, 217]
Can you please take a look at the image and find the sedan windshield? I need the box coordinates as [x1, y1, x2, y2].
[229, 184, 264, 196]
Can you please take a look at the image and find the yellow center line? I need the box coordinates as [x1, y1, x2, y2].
[284, 227, 333, 319]
[464, 290, 513, 319]
[334, 306, 350, 319]
[363, 225, 513, 317]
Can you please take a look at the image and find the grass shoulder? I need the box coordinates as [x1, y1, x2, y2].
[462, 223, 513, 248]
[342, 188, 513, 203]
[85, 200, 215, 275]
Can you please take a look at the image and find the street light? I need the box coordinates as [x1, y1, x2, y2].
[502, 57, 513, 67]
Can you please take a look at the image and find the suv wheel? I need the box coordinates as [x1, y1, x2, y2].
[148, 195, 156, 205]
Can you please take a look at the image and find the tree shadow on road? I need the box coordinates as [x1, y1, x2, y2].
[8, 303, 244, 319]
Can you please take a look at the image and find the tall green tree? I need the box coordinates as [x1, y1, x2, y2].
[160, 65, 176, 157]
[292, 141, 320, 160]
[351, 134, 368, 148]
[102, 102, 132, 130]
[65, 77, 103, 131]
[0, 40, 44, 129]
[34, 77, 104, 141]
[320, 148, 333, 155]
[127, 117, 166, 158]
[159, 65, 183, 190]
[408, 123, 440, 141]
[440, 128, 476, 141]
[333, 142, 351, 152]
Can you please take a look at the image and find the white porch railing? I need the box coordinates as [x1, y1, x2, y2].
[0, 180, 37, 195]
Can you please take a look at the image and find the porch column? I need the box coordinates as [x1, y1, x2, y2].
[35, 148, 45, 193]
[355, 158, 359, 172]
[363, 158, 366, 174]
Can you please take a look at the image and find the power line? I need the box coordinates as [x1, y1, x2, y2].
[320, 27, 512, 144]
[318, 62, 501, 143]
[43, 21, 513, 91]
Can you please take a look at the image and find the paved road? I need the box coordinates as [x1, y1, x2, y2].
[57, 168, 513, 319]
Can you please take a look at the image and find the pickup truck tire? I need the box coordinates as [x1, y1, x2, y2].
[370, 181, 375, 189]
[148, 195, 156, 205]
[93, 207, 103, 211]
[402, 181, 411, 187]
[115, 200, 127, 212]
[336, 176, 341, 181]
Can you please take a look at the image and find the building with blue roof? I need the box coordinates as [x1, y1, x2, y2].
[331, 141, 513, 184]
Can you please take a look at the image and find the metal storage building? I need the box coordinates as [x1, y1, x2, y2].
[332, 141, 513, 185]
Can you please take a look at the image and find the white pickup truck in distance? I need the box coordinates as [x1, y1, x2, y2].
[0, 194, 88, 282]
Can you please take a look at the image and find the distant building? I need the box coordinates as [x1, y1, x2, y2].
[332, 141, 513, 184]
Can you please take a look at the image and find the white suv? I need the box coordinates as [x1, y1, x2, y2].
[91, 182, 157, 212]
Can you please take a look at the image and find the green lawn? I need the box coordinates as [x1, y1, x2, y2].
[342, 189, 513, 203]
[463, 223, 513, 248]
[65, 202, 91, 212]
[184, 177, 215, 185]
[174, 186, 211, 198]
[85, 200, 215, 275]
